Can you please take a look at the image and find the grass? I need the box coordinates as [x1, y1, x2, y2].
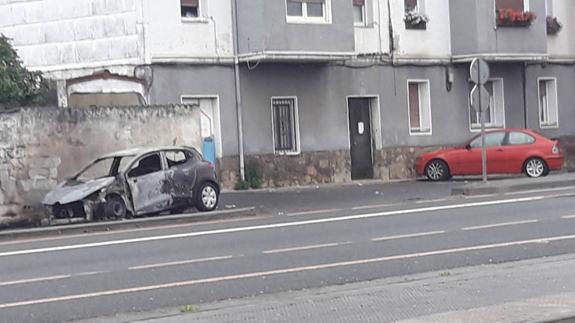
[179, 304, 200, 314]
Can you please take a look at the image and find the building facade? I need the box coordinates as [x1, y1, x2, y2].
[1, 0, 574, 188]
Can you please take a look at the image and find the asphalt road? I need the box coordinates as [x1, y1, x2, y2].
[1, 188, 575, 323]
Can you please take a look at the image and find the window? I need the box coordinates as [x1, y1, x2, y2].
[538, 78, 558, 129]
[470, 79, 505, 130]
[508, 132, 535, 145]
[272, 97, 300, 155]
[407, 80, 432, 135]
[129, 154, 162, 178]
[286, 0, 331, 23]
[405, 0, 420, 12]
[165, 151, 191, 169]
[353, 0, 366, 25]
[469, 132, 506, 148]
[181, 0, 199, 18]
[495, 0, 529, 12]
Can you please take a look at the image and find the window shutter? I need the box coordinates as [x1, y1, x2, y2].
[353, 0, 365, 6]
[495, 0, 524, 11]
[181, 0, 199, 6]
[408, 83, 421, 130]
[404, 0, 418, 11]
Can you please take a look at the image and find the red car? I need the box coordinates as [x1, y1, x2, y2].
[416, 129, 564, 181]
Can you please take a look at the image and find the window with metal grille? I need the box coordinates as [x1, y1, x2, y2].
[353, 0, 366, 25]
[469, 79, 506, 130]
[272, 98, 300, 154]
[181, 0, 199, 18]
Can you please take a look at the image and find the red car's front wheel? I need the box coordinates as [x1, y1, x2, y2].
[425, 160, 451, 182]
[524, 158, 548, 178]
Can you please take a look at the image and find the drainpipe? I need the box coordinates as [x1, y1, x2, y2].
[522, 62, 528, 128]
[231, 0, 246, 181]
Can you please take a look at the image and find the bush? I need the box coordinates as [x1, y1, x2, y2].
[234, 162, 263, 190]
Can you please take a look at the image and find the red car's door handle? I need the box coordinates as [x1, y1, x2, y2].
[496, 148, 504, 152]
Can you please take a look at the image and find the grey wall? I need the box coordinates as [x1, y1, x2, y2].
[450, 0, 547, 56]
[149, 65, 239, 157]
[0, 105, 201, 225]
[236, 0, 355, 54]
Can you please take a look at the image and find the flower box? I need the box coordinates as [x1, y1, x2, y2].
[546, 16, 562, 35]
[404, 10, 429, 30]
[496, 9, 536, 27]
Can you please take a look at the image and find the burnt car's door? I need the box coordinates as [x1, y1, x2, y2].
[163, 149, 199, 209]
[126, 153, 171, 215]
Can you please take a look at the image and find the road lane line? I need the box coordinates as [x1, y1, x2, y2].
[129, 255, 234, 270]
[561, 215, 575, 219]
[0, 195, 548, 258]
[371, 231, 445, 242]
[0, 275, 71, 287]
[3, 232, 575, 309]
[462, 220, 539, 231]
[287, 209, 343, 217]
[416, 199, 447, 204]
[462, 194, 496, 199]
[263, 242, 352, 254]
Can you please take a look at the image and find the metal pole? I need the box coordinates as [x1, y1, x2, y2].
[479, 61, 487, 183]
[231, 0, 245, 181]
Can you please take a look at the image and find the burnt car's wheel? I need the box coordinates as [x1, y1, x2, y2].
[196, 182, 219, 212]
[524, 157, 548, 178]
[104, 195, 127, 219]
[425, 159, 451, 182]
[54, 205, 74, 219]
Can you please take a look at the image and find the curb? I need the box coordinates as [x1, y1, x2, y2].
[0, 207, 257, 241]
[451, 178, 575, 196]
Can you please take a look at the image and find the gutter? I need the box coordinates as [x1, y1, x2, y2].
[231, 0, 246, 181]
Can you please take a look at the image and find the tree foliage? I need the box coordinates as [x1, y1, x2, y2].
[0, 34, 48, 110]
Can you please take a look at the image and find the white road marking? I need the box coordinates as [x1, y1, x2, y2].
[3, 232, 575, 309]
[416, 199, 447, 204]
[371, 231, 446, 242]
[129, 255, 234, 270]
[462, 220, 539, 231]
[263, 242, 352, 254]
[505, 186, 575, 196]
[561, 215, 575, 219]
[0, 275, 71, 287]
[462, 194, 496, 199]
[0, 196, 548, 258]
[287, 209, 343, 217]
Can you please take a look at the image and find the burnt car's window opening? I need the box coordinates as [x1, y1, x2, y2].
[128, 154, 163, 177]
[76, 158, 115, 181]
[166, 150, 190, 168]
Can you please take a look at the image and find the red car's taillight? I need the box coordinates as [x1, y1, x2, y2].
[552, 143, 560, 155]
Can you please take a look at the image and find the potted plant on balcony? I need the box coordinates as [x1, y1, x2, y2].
[546, 16, 562, 35]
[496, 9, 536, 27]
[404, 10, 429, 30]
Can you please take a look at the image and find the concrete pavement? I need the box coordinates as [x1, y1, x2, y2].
[81, 254, 575, 323]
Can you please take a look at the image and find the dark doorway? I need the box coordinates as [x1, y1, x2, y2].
[348, 98, 374, 180]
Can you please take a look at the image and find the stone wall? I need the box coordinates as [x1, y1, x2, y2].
[0, 105, 201, 227]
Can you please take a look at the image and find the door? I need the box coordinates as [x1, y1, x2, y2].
[126, 153, 171, 215]
[164, 149, 198, 208]
[348, 98, 374, 180]
[457, 131, 507, 175]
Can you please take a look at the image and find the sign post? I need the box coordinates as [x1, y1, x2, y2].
[469, 58, 490, 183]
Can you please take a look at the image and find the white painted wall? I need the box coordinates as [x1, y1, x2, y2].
[354, 0, 390, 54]
[547, 0, 575, 59]
[0, 0, 145, 79]
[146, 0, 234, 62]
[390, 0, 451, 60]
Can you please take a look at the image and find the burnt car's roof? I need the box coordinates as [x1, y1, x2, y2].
[100, 146, 199, 159]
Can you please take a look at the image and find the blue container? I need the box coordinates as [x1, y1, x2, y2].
[202, 136, 216, 165]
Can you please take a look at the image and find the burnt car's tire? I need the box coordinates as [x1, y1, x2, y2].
[524, 157, 548, 178]
[196, 182, 219, 212]
[104, 195, 127, 219]
[425, 159, 451, 182]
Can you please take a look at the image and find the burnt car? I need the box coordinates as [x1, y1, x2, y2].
[42, 146, 220, 221]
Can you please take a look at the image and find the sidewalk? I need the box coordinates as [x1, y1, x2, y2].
[83, 254, 575, 323]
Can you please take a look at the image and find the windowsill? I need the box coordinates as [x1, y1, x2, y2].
[409, 130, 432, 136]
[540, 123, 559, 129]
[275, 151, 301, 156]
[286, 16, 331, 25]
[354, 22, 371, 28]
[470, 125, 504, 132]
[181, 17, 210, 24]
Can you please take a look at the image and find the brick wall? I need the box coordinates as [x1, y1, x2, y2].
[0, 105, 200, 227]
